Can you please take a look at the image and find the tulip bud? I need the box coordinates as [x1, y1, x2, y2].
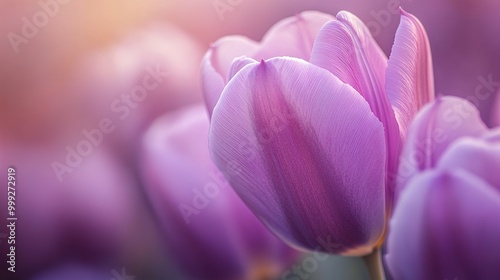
[203, 9, 434, 256]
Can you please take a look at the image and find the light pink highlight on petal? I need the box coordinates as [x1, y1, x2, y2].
[310, 10, 400, 202]
[386, 8, 435, 140]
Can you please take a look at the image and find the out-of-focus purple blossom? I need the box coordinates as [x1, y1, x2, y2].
[69, 23, 204, 160]
[139, 105, 299, 280]
[0, 143, 146, 278]
[0, 0, 161, 141]
[387, 96, 500, 279]
[203, 10, 433, 256]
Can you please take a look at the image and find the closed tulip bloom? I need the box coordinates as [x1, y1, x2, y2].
[139, 106, 298, 280]
[205, 9, 433, 256]
[387, 96, 500, 279]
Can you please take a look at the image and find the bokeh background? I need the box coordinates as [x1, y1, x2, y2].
[0, 0, 499, 279]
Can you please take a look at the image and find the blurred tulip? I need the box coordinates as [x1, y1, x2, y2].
[0, 142, 145, 278]
[387, 96, 500, 280]
[74, 23, 204, 160]
[139, 105, 299, 280]
[0, 0, 161, 141]
[205, 10, 433, 256]
[395, 96, 488, 191]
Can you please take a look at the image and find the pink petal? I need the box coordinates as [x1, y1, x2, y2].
[437, 137, 500, 191]
[387, 169, 500, 279]
[482, 127, 500, 142]
[201, 37, 259, 115]
[396, 97, 488, 193]
[310, 10, 400, 200]
[386, 8, 435, 140]
[210, 57, 386, 256]
[208, 36, 259, 82]
[253, 11, 334, 61]
[227, 56, 258, 81]
[201, 11, 333, 117]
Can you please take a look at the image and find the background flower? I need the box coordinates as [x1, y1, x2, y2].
[139, 105, 299, 280]
[387, 97, 500, 279]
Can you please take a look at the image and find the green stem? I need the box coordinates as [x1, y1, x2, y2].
[362, 248, 386, 280]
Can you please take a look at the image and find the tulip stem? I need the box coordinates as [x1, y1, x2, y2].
[362, 248, 386, 280]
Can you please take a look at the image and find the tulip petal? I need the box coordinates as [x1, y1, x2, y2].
[482, 127, 500, 142]
[210, 57, 386, 255]
[202, 37, 259, 115]
[396, 97, 488, 193]
[387, 169, 500, 280]
[437, 137, 500, 191]
[386, 8, 435, 140]
[253, 11, 334, 61]
[202, 53, 226, 117]
[228, 56, 258, 81]
[208, 36, 260, 82]
[310, 11, 400, 198]
[201, 11, 333, 117]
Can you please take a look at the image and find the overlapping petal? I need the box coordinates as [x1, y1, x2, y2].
[202, 37, 258, 114]
[202, 11, 333, 116]
[310, 11, 400, 198]
[387, 169, 500, 280]
[209, 57, 386, 255]
[253, 11, 334, 61]
[437, 137, 500, 191]
[396, 97, 488, 192]
[228, 56, 258, 81]
[386, 8, 435, 140]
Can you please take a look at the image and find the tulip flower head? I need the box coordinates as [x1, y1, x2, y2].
[387, 96, 500, 280]
[203, 9, 434, 256]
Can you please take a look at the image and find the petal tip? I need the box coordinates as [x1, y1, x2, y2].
[335, 10, 353, 21]
[398, 7, 407, 16]
[398, 7, 418, 21]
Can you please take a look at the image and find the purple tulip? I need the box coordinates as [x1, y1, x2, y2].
[74, 23, 204, 160]
[139, 106, 299, 280]
[203, 9, 433, 256]
[0, 142, 143, 277]
[387, 96, 500, 279]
